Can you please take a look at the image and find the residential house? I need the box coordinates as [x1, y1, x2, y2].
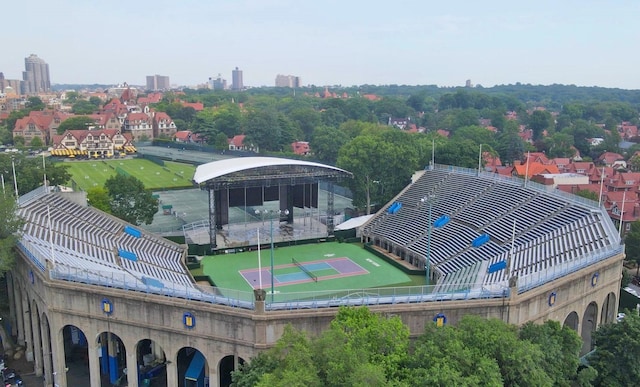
[291, 141, 310, 156]
[228, 134, 258, 152]
[598, 152, 626, 169]
[13, 110, 71, 145]
[512, 162, 559, 178]
[174, 131, 204, 144]
[124, 112, 153, 141]
[388, 117, 410, 130]
[153, 112, 177, 139]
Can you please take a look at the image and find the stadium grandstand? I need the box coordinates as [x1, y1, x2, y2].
[6, 162, 625, 386]
[363, 165, 621, 294]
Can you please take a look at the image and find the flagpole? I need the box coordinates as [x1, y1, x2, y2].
[47, 205, 55, 266]
[42, 152, 47, 191]
[257, 228, 262, 290]
[598, 167, 605, 206]
[619, 190, 626, 236]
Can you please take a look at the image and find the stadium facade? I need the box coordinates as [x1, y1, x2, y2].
[6, 161, 624, 386]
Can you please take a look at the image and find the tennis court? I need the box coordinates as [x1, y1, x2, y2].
[201, 242, 423, 301]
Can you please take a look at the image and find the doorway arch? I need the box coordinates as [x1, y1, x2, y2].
[563, 311, 579, 331]
[219, 355, 245, 387]
[581, 301, 598, 355]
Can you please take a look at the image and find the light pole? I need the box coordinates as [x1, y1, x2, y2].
[255, 208, 290, 303]
[420, 195, 436, 284]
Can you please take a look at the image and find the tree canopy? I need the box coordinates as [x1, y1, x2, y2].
[56, 115, 95, 134]
[104, 174, 158, 225]
[232, 309, 589, 387]
[0, 193, 23, 274]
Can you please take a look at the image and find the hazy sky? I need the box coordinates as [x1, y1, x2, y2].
[2, 0, 638, 89]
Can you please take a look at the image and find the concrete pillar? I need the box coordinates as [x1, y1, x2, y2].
[30, 304, 43, 376]
[87, 339, 101, 387]
[6, 274, 16, 337]
[51, 320, 67, 387]
[41, 316, 53, 386]
[125, 342, 139, 387]
[21, 296, 33, 359]
[14, 285, 24, 345]
[165, 359, 177, 387]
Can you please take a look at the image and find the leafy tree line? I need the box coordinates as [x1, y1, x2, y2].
[232, 307, 592, 387]
[87, 174, 158, 225]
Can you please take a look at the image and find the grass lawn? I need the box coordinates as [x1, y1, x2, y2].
[65, 159, 196, 191]
[201, 242, 425, 302]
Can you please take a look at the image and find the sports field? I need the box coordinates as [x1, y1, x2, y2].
[201, 242, 425, 302]
[65, 159, 196, 191]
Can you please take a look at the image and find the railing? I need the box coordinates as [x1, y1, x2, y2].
[518, 245, 624, 292]
[18, 236, 623, 311]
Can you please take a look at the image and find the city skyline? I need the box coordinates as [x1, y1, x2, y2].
[2, 1, 640, 89]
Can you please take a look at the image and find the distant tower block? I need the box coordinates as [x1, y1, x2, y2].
[232, 67, 243, 90]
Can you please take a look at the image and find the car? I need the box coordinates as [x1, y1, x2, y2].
[617, 312, 626, 322]
[2, 368, 23, 386]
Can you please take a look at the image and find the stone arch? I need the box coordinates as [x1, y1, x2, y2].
[601, 292, 617, 325]
[62, 324, 89, 383]
[581, 301, 598, 355]
[177, 347, 208, 387]
[96, 331, 127, 386]
[136, 338, 167, 386]
[219, 355, 245, 387]
[563, 311, 579, 331]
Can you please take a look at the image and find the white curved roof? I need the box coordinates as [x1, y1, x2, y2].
[193, 157, 351, 184]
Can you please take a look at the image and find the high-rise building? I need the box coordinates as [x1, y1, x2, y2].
[231, 67, 243, 90]
[275, 74, 301, 88]
[209, 74, 227, 90]
[146, 74, 171, 91]
[22, 54, 51, 94]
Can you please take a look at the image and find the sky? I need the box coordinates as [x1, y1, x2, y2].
[2, 0, 639, 89]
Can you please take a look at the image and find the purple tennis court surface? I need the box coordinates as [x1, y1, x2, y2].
[240, 257, 369, 289]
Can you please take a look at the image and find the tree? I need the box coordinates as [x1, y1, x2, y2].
[519, 320, 584, 386]
[29, 137, 43, 148]
[214, 132, 229, 150]
[575, 189, 598, 201]
[496, 120, 525, 164]
[289, 108, 321, 141]
[26, 97, 45, 111]
[310, 125, 349, 165]
[104, 174, 158, 225]
[0, 193, 24, 274]
[0, 154, 70, 195]
[72, 100, 99, 115]
[86, 187, 111, 213]
[589, 311, 640, 386]
[543, 132, 575, 158]
[245, 109, 281, 152]
[57, 116, 95, 134]
[337, 130, 418, 214]
[529, 110, 553, 141]
[624, 221, 640, 276]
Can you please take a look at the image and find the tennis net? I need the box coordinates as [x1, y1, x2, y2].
[292, 258, 318, 282]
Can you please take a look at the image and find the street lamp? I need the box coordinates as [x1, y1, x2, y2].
[255, 208, 290, 303]
[420, 195, 436, 284]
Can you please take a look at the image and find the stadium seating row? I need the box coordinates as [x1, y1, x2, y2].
[363, 167, 616, 288]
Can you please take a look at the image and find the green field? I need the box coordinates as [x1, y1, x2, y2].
[201, 242, 426, 302]
[65, 159, 196, 191]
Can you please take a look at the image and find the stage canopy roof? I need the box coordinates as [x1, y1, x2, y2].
[193, 157, 352, 189]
